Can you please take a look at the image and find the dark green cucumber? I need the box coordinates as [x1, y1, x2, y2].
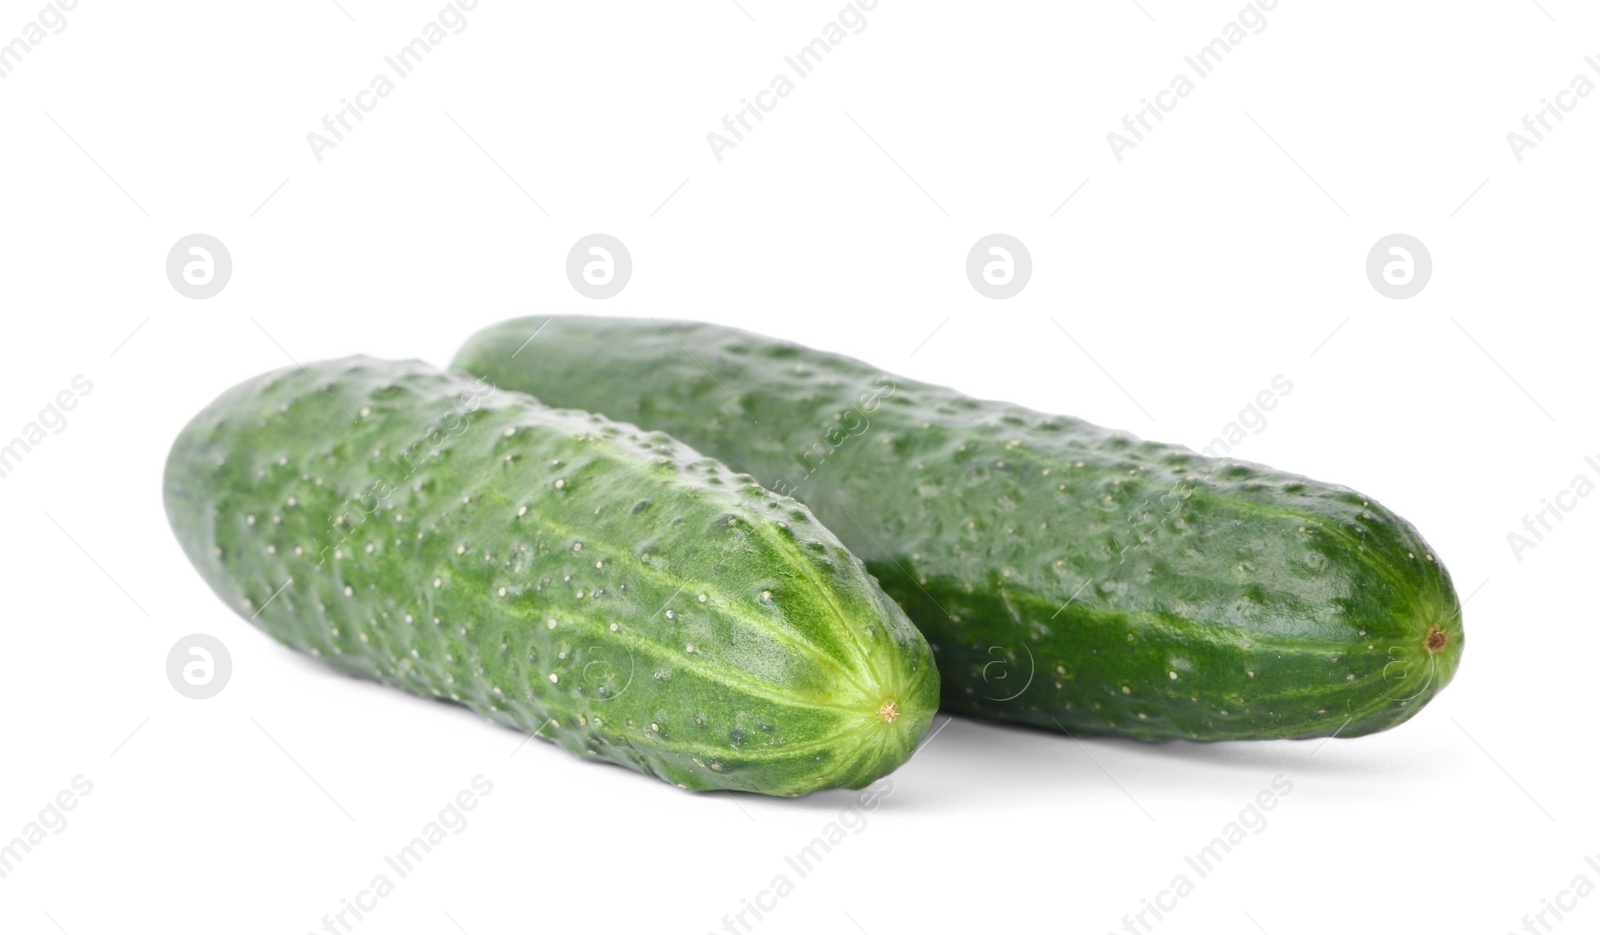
[163, 357, 936, 795]
[454, 318, 1464, 741]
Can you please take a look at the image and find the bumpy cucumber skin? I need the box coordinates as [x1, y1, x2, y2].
[163, 358, 937, 795]
[454, 318, 1464, 742]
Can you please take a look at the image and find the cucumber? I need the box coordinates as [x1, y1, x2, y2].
[163, 357, 937, 795]
[454, 318, 1464, 741]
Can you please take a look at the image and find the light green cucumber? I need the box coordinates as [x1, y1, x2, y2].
[163, 357, 937, 795]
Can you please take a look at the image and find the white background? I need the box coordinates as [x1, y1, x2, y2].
[1, 1, 1595, 933]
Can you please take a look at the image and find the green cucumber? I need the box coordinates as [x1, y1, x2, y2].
[163, 357, 936, 795]
[454, 318, 1464, 741]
